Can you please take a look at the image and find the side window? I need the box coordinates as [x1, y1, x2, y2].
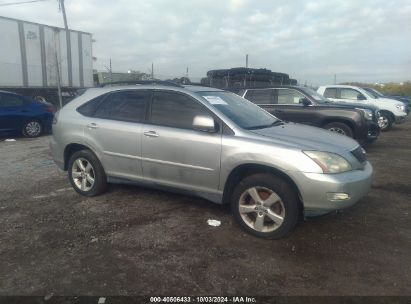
[0, 94, 25, 107]
[150, 91, 209, 129]
[340, 89, 364, 100]
[77, 94, 106, 117]
[324, 88, 337, 98]
[94, 90, 149, 122]
[277, 89, 305, 105]
[244, 89, 274, 104]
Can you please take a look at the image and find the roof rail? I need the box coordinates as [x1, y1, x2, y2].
[185, 82, 212, 87]
[99, 80, 183, 88]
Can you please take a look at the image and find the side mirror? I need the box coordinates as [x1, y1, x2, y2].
[357, 94, 366, 101]
[192, 115, 217, 133]
[299, 98, 311, 106]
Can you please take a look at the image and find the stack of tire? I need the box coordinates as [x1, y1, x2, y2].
[203, 68, 297, 89]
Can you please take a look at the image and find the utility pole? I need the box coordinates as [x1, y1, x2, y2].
[58, 0, 72, 87]
[59, 0, 69, 29]
[109, 59, 113, 82]
[151, 63, 154, 80]
[53, 29, 63, 108]
[334, 74, 337, 84]
[246, 54, 248, 68]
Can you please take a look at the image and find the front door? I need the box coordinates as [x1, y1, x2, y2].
[338, 88, 371, 105]
[142, 90, 222, 193]
[271, 88, 314, 124]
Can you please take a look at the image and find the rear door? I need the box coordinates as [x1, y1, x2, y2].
[0, 93, 28, 134]
[82, 90, 150, 179]
[142, 90, 222, 193]
[244, 88, 278, 114]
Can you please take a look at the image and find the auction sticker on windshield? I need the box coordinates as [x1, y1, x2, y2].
[203, 96, 228, 105]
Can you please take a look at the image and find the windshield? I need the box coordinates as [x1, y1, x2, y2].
[364, 88, 384, 98]
[198, 91, 279, 129]
[300, 87, 330, 103]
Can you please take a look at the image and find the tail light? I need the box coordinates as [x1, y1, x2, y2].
[46, 106, 56, 113]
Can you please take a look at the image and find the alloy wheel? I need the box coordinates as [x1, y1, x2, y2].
[71, 158, 95, 192]
[378, 116, 389, 130]
[238, 186, 285, 233]
[25, 121, 41, 137]
[328, 127, 346, 135]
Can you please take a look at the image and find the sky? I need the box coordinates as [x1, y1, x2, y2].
[1, 0, 411, 85]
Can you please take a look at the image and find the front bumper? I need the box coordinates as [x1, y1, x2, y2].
[395, 115, 406, 124]
[289, 162, 373, 216]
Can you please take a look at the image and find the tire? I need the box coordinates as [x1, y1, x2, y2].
[231, 173, 300, 239]
[68, 150, 107, 196]
[324, 122, 354, 138]
[378, 112, 393, 131]
[22, 120, 42, 138]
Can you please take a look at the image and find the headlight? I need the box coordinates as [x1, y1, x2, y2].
[303, 151, 352, 173]
[396, 104, 405, 112]
[356, 108, 373, 120]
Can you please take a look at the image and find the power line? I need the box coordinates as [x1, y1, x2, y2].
[0, 0, 49, 7]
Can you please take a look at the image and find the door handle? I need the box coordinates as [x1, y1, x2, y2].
[275, 109, 284, 113]
[87, 123, 98, 129]
[144, 131, 159, 137]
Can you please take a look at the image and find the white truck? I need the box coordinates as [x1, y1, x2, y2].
[317, 85, 407, 131]
[0, 16, 93, 105]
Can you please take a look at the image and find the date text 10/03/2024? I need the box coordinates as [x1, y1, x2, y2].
[149, 297, 257, 303]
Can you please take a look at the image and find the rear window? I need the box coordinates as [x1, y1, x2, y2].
[0, 94, 25, 107]
[244, 89, 274, 104]
[324, 88, 337, 98]
[77, 94, 106, 117]
[94, 90, 149, 123]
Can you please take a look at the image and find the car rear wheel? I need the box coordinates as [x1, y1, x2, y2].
[378, 112, 393, 131]
[324, 122, 353, 138]
[231, 173, 299, 239]
[22, 120, 42, 138]
[68, 150, 107, 196]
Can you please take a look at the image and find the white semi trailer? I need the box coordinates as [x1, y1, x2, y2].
[0, 16, 93, 105]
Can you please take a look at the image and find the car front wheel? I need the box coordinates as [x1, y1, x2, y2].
[378, 112, 393, 131]
[324, 122, 353, 138]
[231, 173, 300, 239]
[68, 150, 107, 196]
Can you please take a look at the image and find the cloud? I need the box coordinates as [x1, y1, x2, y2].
[1, 0, 410, 84]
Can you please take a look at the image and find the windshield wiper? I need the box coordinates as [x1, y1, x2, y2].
[246, 120, 283, 130]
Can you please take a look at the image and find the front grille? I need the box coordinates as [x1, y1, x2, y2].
[351, 146, 367, 163]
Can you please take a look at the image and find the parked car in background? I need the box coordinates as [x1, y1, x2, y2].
[51, 81, 373, 239]
[362, 87, 410, 114]
[234, 86, 380, 145]
[0, 90, 55, 138]
[317, 85, 407, 131]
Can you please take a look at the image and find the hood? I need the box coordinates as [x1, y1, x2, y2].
[375, 97, 403, 105]
[247, 123, 359, 153]
[325, 102, 378, 111]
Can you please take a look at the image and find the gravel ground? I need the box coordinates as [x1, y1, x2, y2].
[0, 120, 410, 296]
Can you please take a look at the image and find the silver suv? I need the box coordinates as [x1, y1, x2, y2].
[50, 82, 373, 238]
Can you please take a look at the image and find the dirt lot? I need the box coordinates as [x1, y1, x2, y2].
[0, 121, 410, 297]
